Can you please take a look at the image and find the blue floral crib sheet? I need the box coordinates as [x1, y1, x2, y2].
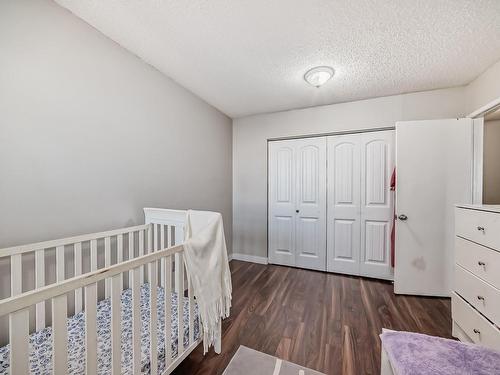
[0, 283, 200, 374]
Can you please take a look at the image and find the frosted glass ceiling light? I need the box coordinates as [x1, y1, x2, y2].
[304, 66, 334, 87]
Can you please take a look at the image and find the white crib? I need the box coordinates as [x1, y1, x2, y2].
[0, 208, 213, 375]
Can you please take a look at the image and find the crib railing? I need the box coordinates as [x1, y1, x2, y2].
[0, 223, 151, 330]
[0, 208, 203, 375]
[0, 242, 196, 375]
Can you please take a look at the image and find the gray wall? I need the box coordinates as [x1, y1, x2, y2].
[232, 87, 468, 259]
[0, 0, 232, 250]
[483, 119, 500, 204]
[0, 0, 232, 344]
[465, 59, 500, 114]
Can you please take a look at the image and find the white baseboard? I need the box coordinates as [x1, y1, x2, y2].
[230, 252, 268, 265]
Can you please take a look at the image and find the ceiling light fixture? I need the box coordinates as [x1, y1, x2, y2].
[304, 66, 334, 87]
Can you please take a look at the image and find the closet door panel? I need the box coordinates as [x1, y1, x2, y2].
[327, 135, 361, 274]
[359, 131, 394, 279]
[333, 219, 358, 260]
[295, 138, 327, 271]
[364, 221, 389, 262]
[268, 141, 296, 267]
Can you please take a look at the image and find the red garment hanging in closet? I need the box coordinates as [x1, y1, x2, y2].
[390, 168, 396, 267]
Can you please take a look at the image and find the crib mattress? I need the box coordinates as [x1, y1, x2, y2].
[0, 283, 200, 375]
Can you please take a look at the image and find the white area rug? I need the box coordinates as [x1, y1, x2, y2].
[223, 346, 325, 375]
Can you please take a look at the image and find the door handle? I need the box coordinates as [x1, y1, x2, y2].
[295, 209, 300, 213]
[398, 214, 408, 221]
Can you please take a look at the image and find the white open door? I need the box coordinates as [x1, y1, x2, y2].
[394, 118, 473, 296]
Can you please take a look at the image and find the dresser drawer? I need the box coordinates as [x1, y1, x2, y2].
[455, 265, 500, 326]
[456, 237, 500, 289]
[452, 292, 500, 351]
[456, 207, 500, 250]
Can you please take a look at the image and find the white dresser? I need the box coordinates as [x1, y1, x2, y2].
[452, 204, 500, 350]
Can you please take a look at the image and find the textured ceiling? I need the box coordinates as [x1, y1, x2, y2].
[55, 0, 500, 118]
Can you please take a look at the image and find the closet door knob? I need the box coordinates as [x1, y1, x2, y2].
[295, 209, 299, 213]
[473, 328, 480, 334]
[477, 226, 485, 232]
[478, 261, 486, 267]
[398, 214, 408, 221]
[477, 296, 485, 301]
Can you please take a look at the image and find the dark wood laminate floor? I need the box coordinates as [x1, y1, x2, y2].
[173, 260, 452, 375]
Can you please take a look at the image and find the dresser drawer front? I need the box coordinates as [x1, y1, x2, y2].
[452, 292, 500, 351]
[456, 237, 500, 289]
[455, 265, 500, 326]
[456, 207, 500, 249]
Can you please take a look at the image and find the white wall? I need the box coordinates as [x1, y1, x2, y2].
[233, 87, 466, 258]
[483, 119, 500, 204]
[0, 0, 232, 249]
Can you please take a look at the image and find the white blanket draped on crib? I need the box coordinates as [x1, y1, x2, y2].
[183, 210, 232, 354]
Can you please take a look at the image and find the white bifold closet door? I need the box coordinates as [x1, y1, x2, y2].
[327, 131, 394, 279]
[268, 137, 327, 271]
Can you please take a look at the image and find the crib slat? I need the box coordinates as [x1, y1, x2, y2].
[174, 225, 184, 246]
[163, 256, 172, 366]
[154, 224, 158, 252]
[215, 319, 222, 353]
[9, 308, 29, 375]
[35, 249, 46, 330]
[117, 234, 124, 263]
[175, 253, 185, 355]
[131, 267, 141, 374]
[139, 230, 145, 283]
[105, 236, 111, 298]
[160, 225, 166, 250]
[148, 225, 154, 253]
[56, 245, 65, 282]
[149, 262, 158, 375]
[117, 234, 124, 291]
[11, 254, 22, 296]
[128, 231, 135, 284]
[160, 225, 166, 287]
[74, 242, 83, 314]
[167, 225, 172, 246]
[85, 283, 97, 375]
[52, 294, 68, 375]
[90, 239, 97, 272]
[111, 274, 122, 375]
[148, 226, 154, 286]
[188, 270, 195, 345]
